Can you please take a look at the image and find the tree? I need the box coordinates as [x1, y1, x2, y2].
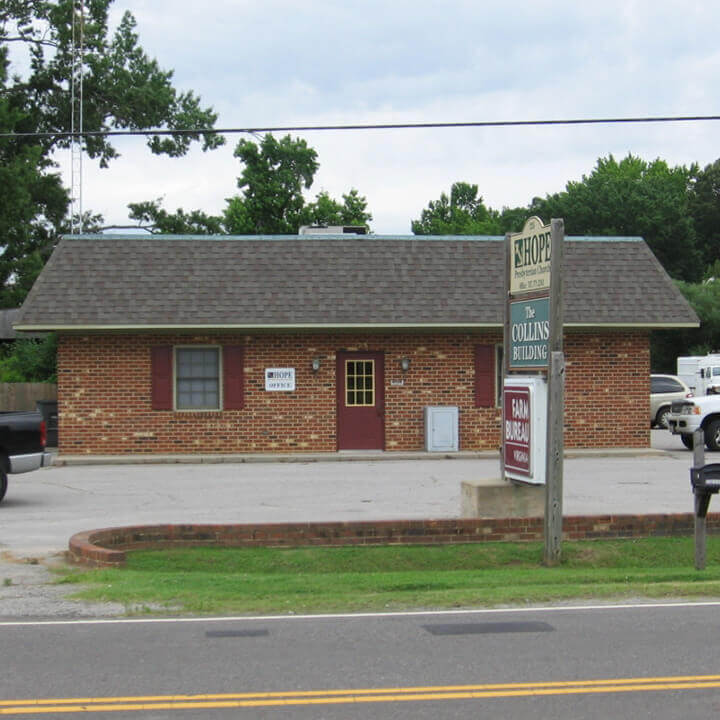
[688, 159, 720, 268]
[224, 134, 371, 234]
[224, 135, 319, 234]
[651, 277, 720, 372]
[127, 200, 224, 235]
[531, 154, 701, 282]
[0, 47, 68, 307]
[495, 206, 533, 235]
[2, 0, 223, 166]
[0, 334, 57, 383]
[303, 189, 373, 228]
[411, 182, 502, 235]
[0, 0, 223, 305]
[125, 135, 372, 235]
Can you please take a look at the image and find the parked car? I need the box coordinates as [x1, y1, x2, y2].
[0, 410, 53, 503]
[667, 396, 718, 450]
[651, 374, 693, 429]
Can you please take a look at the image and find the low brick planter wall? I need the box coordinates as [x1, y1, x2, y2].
[68, 513, 720, 567]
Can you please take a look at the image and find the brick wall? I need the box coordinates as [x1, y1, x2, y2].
[57, 330, 650, 454]
[69, 513, 720, 567]
[564, 332, 650, 447]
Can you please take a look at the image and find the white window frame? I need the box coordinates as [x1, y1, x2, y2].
[173, 345, 223, 412]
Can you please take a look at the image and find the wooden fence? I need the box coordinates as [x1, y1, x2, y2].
[0, 383, 57, 411]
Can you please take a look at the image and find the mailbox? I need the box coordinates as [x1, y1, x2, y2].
[690, 463, 720, 518]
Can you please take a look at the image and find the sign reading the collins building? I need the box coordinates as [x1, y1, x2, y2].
[510, 216, 552, 295]
[509, 297, 549, 369]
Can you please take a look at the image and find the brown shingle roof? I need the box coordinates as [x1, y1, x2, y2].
[15, 234, 698, 330]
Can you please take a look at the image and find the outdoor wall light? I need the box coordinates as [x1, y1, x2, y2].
[400, 357, 411, 372]
[311, 357, 321, 373]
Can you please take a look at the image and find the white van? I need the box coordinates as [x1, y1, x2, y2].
[676, 355, 720, 396]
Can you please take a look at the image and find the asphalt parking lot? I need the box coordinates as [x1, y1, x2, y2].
[0, 430, 704, 558]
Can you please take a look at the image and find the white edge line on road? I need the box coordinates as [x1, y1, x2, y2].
[2, 601, 720, 627]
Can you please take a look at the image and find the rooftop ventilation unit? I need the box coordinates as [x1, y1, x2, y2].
[298, 225, 368, 235]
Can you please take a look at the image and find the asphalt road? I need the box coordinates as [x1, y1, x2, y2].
[2, 432, 719, 718]
[2, 602, 720, 718]
[0, 430, 702, 557]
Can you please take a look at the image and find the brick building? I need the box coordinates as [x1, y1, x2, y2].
[16, 234, 697, 456]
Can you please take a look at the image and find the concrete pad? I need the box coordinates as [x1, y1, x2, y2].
[461, 478, 545, 518]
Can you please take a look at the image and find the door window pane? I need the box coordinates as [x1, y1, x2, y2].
[345, 360, 375, 406]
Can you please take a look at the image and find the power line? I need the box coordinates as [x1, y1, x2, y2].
[3, 114, 720, 140]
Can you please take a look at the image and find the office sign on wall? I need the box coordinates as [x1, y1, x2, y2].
[265, 368, 296, 391]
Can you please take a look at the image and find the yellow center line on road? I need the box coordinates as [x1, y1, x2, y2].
[2, 675, 720, 714]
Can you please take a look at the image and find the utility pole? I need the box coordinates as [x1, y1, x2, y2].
[70, 1, 85, 234]
[544, 219, 565, 565]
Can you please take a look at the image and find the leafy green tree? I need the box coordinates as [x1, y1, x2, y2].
[126, 135, 372, 235]
[303, 189, 373, 228]
[651, 278, 720, 372]
[688, 159, 720, 268]
[224, 135, 320, 234]
[0, 334, 57, 383]
[2, 0, 223, 166]
[411, 182, 502, 235]
[0, 0, 223, 305]
[412, 182, 535, 236]
[224, 134, 371, 234]
[531, 154, 701, 282]
[127, 200, 224, 235]
[0, 48, 68, 307]
[496, 206, 533, 235]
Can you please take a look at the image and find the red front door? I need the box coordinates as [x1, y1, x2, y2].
[336, 351, 385, 450]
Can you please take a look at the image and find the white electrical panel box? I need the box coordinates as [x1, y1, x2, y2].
[503, 376, 548, 485]
[424, 406, 459, 452]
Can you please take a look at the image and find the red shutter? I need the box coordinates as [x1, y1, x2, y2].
[475, 345, 495, 408]
[151, 346, 173, 410]
[223, 346, 245, 409]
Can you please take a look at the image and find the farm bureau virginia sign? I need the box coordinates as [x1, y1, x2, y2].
[503, 385, 531, 476]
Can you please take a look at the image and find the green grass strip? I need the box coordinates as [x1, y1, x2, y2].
[56, 537, 720, 615]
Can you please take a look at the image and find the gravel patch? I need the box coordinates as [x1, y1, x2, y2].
[0, 552, 126, 619]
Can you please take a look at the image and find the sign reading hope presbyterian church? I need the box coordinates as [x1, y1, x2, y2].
[510, 216, 552, 295]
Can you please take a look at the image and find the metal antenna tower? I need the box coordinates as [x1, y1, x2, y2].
[70, 0, 84, 234]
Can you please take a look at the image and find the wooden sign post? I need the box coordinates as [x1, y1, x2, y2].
[544, 219, 565, 566]
[504, 216, 565, 565]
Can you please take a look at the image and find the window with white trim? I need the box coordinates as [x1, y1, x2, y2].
[175, 347, 220, 410]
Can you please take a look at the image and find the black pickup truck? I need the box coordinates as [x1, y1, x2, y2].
[0, 410, 52, 503]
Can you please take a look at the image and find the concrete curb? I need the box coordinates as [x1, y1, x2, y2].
[53, 448, 667, 466]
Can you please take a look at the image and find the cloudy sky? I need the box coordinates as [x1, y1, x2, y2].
[61, 0, 720, 234]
